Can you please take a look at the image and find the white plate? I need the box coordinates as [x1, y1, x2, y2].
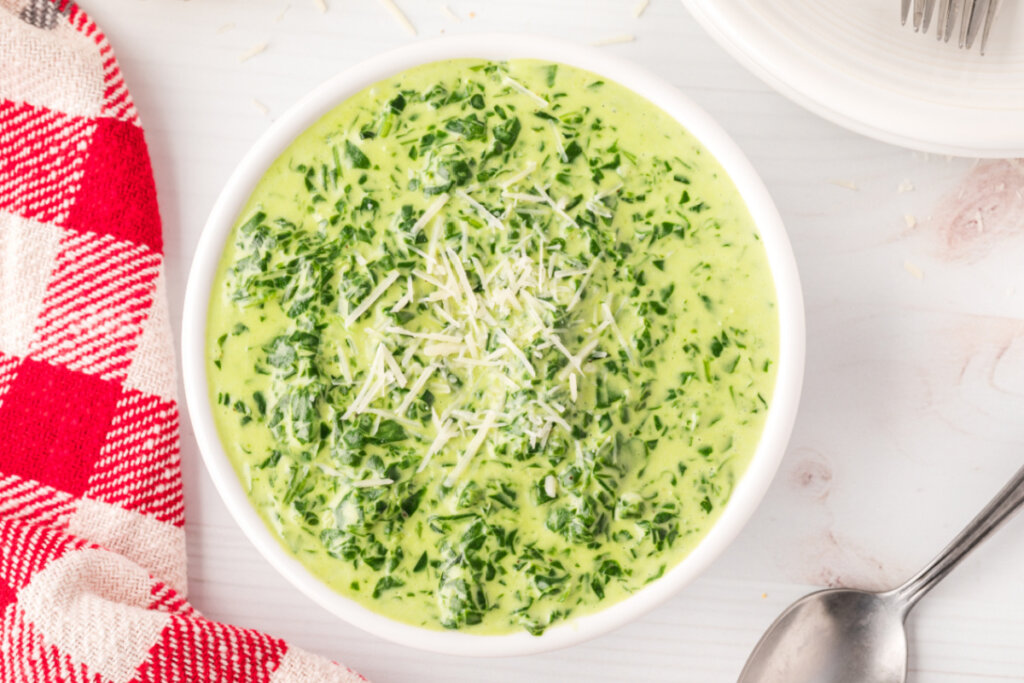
[681, 0, 1024, 158]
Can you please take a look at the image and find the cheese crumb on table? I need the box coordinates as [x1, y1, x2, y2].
[590, 34, 636, 47]
[377, 0, 417, 36]
[440, 3, 460, 21]
[903, 260, 924, 280]
[828, 179, 859, 191]
[238, 42, 268, 63]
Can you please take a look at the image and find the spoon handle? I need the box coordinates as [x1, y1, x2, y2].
[890, 463, 1024, 616]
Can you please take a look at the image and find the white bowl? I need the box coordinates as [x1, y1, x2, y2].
[181, 33, 805, 657]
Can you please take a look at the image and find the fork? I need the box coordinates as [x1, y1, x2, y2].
[900, 0, 1002, 53]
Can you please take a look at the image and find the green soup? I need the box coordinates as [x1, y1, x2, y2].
[207, 59, 778, 636]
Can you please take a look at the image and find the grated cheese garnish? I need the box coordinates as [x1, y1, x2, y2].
[499, 161, 537, 189]
[590, 34, 636, 47]
[544, 475, 557, 498]
[352, 477, 394, 488]
[238, 42, 269, 63]
[344, 271, 400, 326]
[440, 3, 460, 21]
[445, 410, 499, 485]
[501, 76, 548, 108]
[456, 190, 507, 231]
[397, 363, 438, 416]
[903, 260, 924, 280]
[602, 301, 633, 361]
[377, 0, 417, 36]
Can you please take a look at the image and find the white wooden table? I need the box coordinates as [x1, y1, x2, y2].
[87, 1, 1024, 680]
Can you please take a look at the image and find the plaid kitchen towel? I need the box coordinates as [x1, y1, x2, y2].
[0, 1, 364, 680]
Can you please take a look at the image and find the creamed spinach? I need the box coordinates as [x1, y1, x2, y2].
[207, 59, 778, 635]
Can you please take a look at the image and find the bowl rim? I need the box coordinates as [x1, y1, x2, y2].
[181, 32, 805, 657]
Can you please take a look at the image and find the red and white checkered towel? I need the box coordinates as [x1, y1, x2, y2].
[0, 1, 365, 680]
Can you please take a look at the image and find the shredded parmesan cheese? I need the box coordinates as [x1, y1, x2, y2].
[343, 346, 386, 419]
[534, 185, 579, 228]
[411, 193, 450, 234]
[544, 475, 557, 498]
[386, 326, 462, 344]
[440, 3, 460, 21]
[903, 260, 924, 280]
[352, 477, 394, 488]
[502, 76, 548, 108]
[566, 261, 598, 311]
[499, 161, 537, 189]
[500, 191, 546, 203]
[377, 0, 417, 35]
[379, 345, 407, 388]
[389, 276, 415, 313]
[497, 331, 536, 377]
[591, 34, 636, 46]
[549, 122, 568, 163]
[546, 334, 584, 374]
[602, 302, 633, 360]
[828, 179, 859, 191]
[456, 190, 507, 231]
[345, 271, 400, 326]
[424, 342, 466, 356]
[446, 247, 477, 311]
[418, 419, 454, 472]
[238, 42, 269, 63]
[397, 363, 438, 416]
[445, 410, 499, 485]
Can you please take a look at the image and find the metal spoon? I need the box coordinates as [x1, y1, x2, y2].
[739, 463, 1024, 683]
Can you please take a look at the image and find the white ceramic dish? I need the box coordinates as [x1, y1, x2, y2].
[181, 33, 805, 656]
[681, 0, 1024, 158]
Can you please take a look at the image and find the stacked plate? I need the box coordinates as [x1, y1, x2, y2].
[681, 0, 1024, 157]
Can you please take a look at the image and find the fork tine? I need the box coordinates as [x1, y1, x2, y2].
[964, 0, 987, 48]
[935, 0, 951, 39]
[906, 0, 998, 52]
[959, 0, 977, 47]
[978, 0, 1000, 53]
[943, 0, 960, 41]
[921, 0, 938, 31]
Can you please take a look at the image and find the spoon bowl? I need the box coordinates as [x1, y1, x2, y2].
[740, 589, 906, 683]
[739, 463, 1024, 683]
